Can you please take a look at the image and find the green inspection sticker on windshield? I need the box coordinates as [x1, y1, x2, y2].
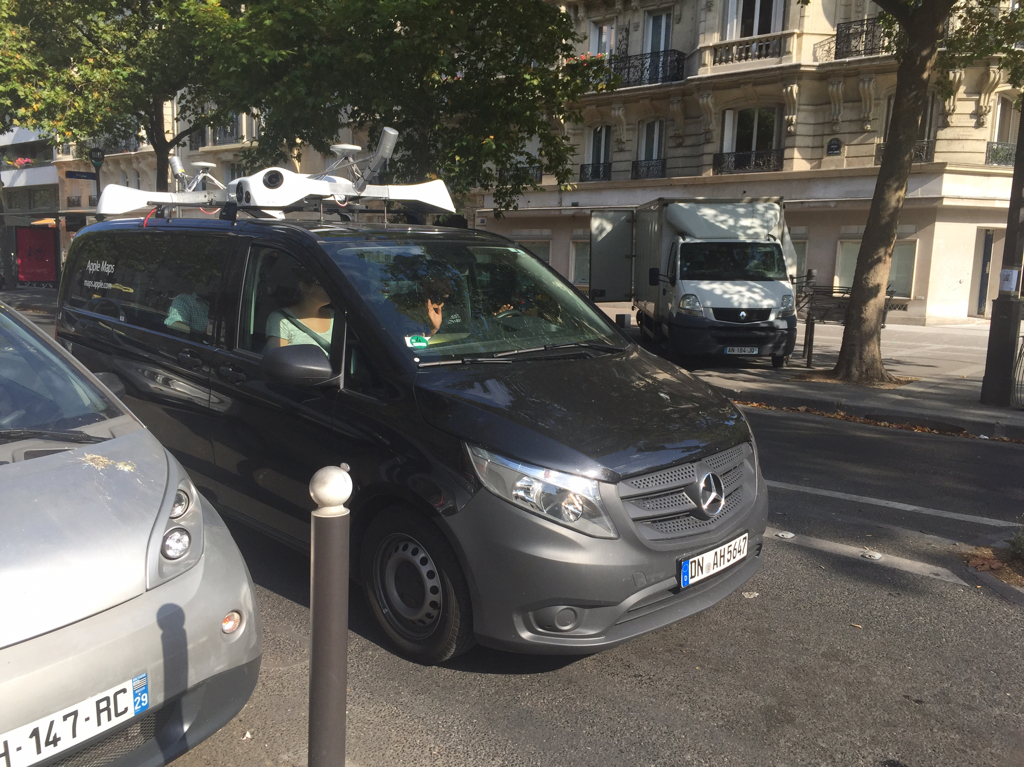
[405, 335, 430, 349]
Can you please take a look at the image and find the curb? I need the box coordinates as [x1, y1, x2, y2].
[957, 563, 1024, 607]
[718, 385, 1024, 442]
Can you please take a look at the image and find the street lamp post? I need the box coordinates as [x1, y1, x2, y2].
[980, 108, 1024, 407]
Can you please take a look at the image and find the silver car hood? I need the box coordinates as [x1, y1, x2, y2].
[0, 429, 170, 649]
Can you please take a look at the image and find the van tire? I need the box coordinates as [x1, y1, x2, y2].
[361, 507, 475, 664]
[771, 354, 786, 368]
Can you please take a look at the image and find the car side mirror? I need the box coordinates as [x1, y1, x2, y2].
[648, 267, 660, 287]
[261, 344, 335, 387]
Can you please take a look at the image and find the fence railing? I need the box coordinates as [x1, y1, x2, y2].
[835, 17, 888, 59]
[67, 196, 82, 208]
[986, 141, 1015, 167]
[631, 159, 666, 179]
[712, 148, 784, 174]
[579, 163, 612, 182]
[89, 194, 98, 207]
[711, 31, 788, 65]
[611, 50, 686, 87]
[874, 140, 935, 165]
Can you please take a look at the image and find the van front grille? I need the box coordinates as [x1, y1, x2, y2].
[712, 308, 771, 323]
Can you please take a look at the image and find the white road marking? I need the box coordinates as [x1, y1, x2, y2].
[765, 526, 967, 585]
[766, 480, 1019, 528]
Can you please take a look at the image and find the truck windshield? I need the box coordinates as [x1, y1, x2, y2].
[323, 236, 625, 360]
[679, 242, 788, 281]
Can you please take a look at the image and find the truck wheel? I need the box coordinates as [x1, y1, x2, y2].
[771, 354, 786, 369]
[361, 507, 475, 664]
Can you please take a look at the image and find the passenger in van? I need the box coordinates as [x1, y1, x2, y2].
[165, 291, 211, 334]
[265, 273, 333, 351]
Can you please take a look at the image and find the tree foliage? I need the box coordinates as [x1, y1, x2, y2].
[12, 0, 249, 190]
[236, 0, 612, 210]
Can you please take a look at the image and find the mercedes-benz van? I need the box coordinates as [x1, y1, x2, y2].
[57, 217, 768, 664]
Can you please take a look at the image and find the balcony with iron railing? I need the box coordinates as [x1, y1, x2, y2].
[874, 140, 935, 165]
[89, 194, 98, 207]
[712, 148, 784, 175]
[213, 122, 242, 146]
[815, 17, 890, 62]
[66, 195, 82, 208]
[610, 50, 686, 87]
[986, 142, 1015, 166]
[579, 163, 612, 182]
[631, 159, 666, 179]
[497, 166, 545, 185]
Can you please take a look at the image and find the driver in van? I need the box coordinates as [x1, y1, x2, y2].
[265, 270, 334, 350]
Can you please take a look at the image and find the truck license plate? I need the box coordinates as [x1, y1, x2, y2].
[0, 674, 149, 767]
[724, 346, 758, 355]
[680, 533, 748, 588]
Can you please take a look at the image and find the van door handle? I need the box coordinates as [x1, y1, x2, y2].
[218, 364, 246, 384]
[177, 350, 203, 370]
[662, 287, 667, 296]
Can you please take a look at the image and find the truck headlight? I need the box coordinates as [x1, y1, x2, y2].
[678, 294, 703, 316]
[778, 294, 795, 318]
[467, 445, 618, 538]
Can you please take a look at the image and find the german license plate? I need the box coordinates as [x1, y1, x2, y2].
[0, 674, 149, 767]
[680, 533, 748, 588]
[724, 346, 758, 355]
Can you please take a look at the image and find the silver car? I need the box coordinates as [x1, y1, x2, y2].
[0, 302, 262, 766]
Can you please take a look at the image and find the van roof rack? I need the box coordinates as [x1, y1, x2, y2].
[95, 127, 456, 220]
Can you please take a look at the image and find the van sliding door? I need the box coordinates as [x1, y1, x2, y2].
[589, 210, 634, 303]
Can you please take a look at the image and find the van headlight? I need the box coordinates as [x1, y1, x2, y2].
[678, 294, 703, 316]
[778, 294, 795, 318]
[467, 445, 618, 538]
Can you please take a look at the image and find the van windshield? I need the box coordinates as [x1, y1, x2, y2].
[679, 242, 788, 281]
[322, 236, 624, 360]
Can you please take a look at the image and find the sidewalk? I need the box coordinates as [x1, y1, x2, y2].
[601, 302, 1024, 441]
[5, 288, 1024, 440]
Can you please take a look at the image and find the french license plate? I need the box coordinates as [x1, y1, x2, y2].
[0, 674, 149, 767]
[680, 533, 748, 588]
[724, 346, 759, 355]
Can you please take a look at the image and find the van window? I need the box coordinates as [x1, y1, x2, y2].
[678, 242, 788, 281]
[66, 231, 230, 342]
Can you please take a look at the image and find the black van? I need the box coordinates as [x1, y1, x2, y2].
[57, 217, 768, 664]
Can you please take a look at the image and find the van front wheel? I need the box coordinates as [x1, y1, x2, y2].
[771, 354, 786, 368]
[361, 507, 475, 664]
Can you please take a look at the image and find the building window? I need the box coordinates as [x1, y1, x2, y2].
[994, 95, 1020, 143]
[133, 170, 141, 189]
[722, 107, 779, 153]
[836, 240, 916, 298]
[645, 10, 672, 53]
[724, 0, 783, 40]
[572, 241, 591, 285]
[590, 20, 615, 56]
[591, 125, 612, 165]
[884, 92, 939, 142]
[791, 240, 807, 280]
[121, 171, 129, 187]
[638, 120, 665, 161]
[518, 241, 550, 263]
[229, 163, 247, 181]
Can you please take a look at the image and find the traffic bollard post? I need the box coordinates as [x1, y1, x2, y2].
[308, 463, 353, 767]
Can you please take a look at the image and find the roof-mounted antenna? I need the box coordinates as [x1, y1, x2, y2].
[354, 127, 398, 193]
[315, 144, 363, 179]
[189, 161, 225, 192]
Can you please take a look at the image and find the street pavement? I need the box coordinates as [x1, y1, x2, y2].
[4, 287, 1024, 766]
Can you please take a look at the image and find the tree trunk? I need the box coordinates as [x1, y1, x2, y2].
[832, 3, 953, 383]
[0, 174, 15, 289]
[149, 99, 170, 193]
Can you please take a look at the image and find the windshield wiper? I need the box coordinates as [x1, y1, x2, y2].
[492, 341, 626, 359]
[0, 429, 111, 446]
[418, 356, 512, 368]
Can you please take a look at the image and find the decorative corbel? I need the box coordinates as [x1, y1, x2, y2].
[582, 104, 603, 125]
[859, 76, 875, 131]
[614, 0, 624, 13]
[675, 4, 683, 23]
[636, 98, 657, 122]
[669, 96, 686, 145]
[977, 65, 1001, 127]
[741, 83, 757, 105]
[698, 90, 716, 142]
[611, 103, 628, 150]
[828, 79, 844, 132]
[943, 68, 964, 127]
[783, 82, 799, 135]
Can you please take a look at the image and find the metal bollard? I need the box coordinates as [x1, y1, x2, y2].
[308, 464, 353, 767]
[804, 315, 815, 368]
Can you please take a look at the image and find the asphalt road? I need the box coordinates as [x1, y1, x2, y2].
[173, 409, 1024, 767]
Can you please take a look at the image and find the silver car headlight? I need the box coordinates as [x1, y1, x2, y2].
[467, 445, 618, 538]
[778, 293, 795, 318]
[678, 294, 703, 316]
[147, 457, 205, 589]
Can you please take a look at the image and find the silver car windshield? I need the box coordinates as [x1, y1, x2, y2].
[679, 242, 788, 281]
[323, 237, 624, 360]
[0, 310, 121, 435]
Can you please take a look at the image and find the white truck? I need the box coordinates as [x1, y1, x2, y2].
[590, 198, 798, 367]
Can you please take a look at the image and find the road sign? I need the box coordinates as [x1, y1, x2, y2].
[88, 147, 105, 168]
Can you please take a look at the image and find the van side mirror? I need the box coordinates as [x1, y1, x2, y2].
[261, 344, 334, 387]
[648, 267, 660, 287]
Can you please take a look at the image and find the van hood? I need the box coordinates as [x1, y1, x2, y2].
[0, 429, 170, 649]
[684, 279, 793, 309]
[415, 346, 750, 482]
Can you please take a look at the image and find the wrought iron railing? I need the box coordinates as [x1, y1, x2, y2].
[579, 163, 612, 182]
[835, 17, 888, 59]
[67, 195, 82, 208]
[611, 50, 686, 87]
[986, 141, 1015, 166]
[631, 159, 666, 179]
[813, 36, 836, 62]
[213, 122, 241, 145]
[712, 149, 784, 174]
[874, 140, 935, 165]
[89, 195, 98, 207]
[497, 166, 544, 185]
[104, 137, 141, 154]
[190, 130, 207, 150]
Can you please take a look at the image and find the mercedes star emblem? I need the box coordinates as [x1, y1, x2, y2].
[689, 472, 726, 520]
